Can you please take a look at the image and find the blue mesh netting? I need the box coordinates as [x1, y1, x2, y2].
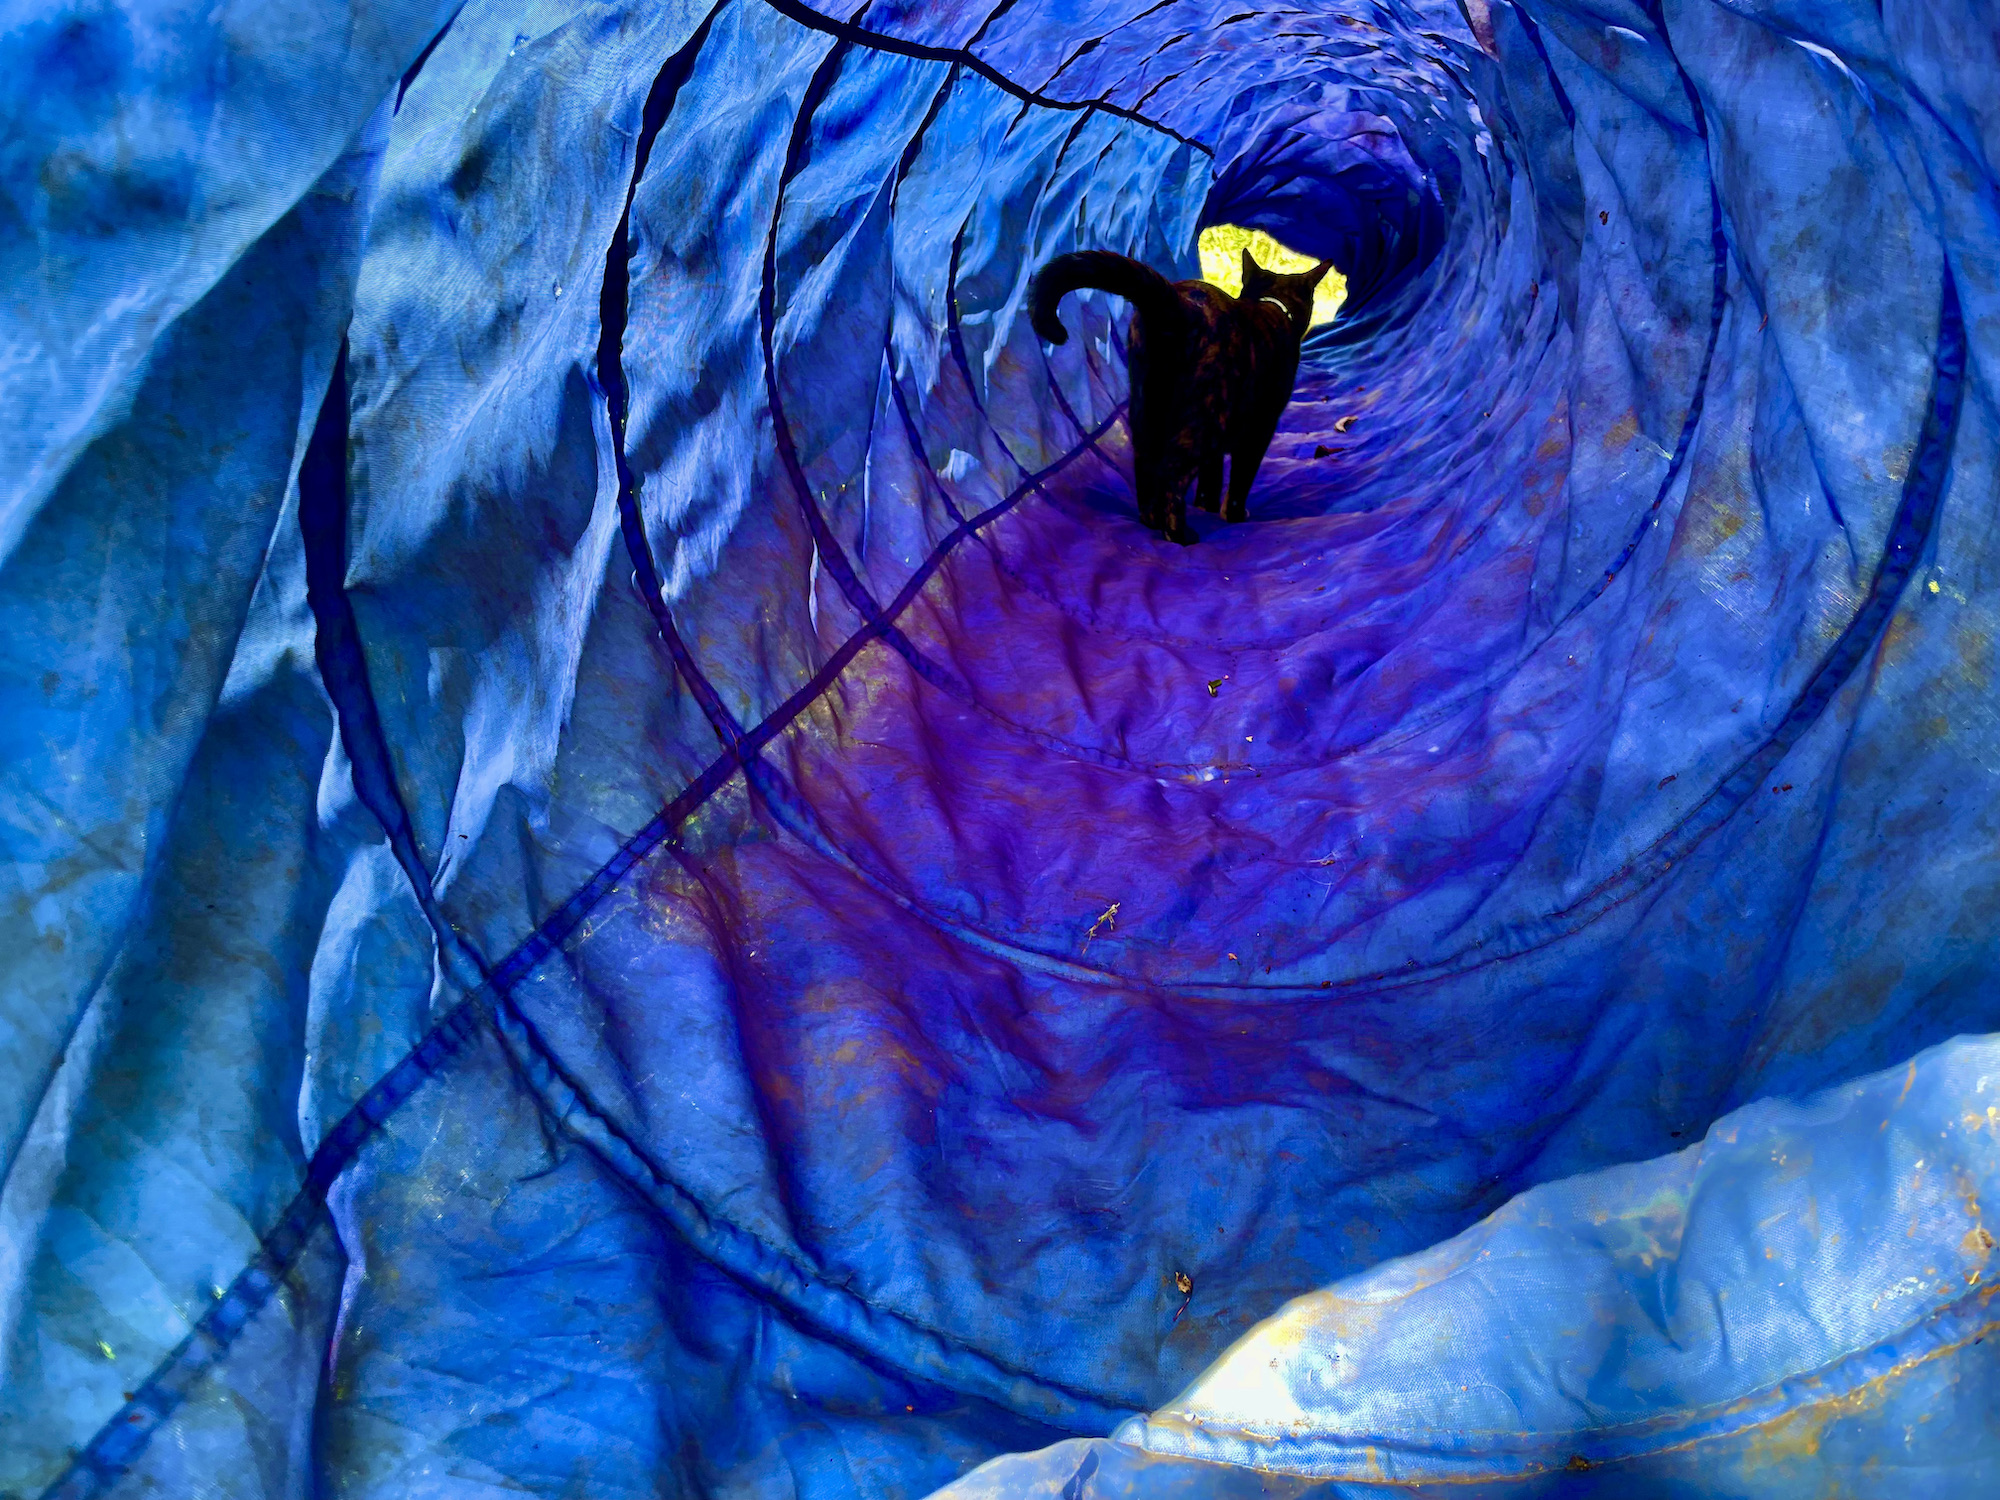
[3, 1, 1998, 1496]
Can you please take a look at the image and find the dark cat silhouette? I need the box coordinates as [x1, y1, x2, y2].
[1030, 248, 1332, 544]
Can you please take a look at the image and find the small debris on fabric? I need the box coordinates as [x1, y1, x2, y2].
[1083, 901, 1120, 952]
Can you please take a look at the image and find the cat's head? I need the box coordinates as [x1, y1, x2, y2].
[1240, 250, 1335, 337]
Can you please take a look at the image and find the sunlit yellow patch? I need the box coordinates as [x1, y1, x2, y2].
[1198, 224, 1347, 327]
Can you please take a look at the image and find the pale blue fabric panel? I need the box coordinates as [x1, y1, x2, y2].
[934, 1037, 2000, 1495]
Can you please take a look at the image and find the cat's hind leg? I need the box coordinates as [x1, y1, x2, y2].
[1193, 451, 1224, 514]
[1132, 443, 1168, 532]
[1159, 457, 1200, 545]
[1225, 411, 1281, 524]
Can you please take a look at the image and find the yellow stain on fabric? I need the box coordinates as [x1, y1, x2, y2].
[1198, 225, 1346, 327]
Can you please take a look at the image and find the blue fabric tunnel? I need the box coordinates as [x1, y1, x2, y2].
[4, 1, 1999, 1496]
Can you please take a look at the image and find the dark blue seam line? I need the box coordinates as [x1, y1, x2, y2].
[763, 55, 1176, 774]
[893, 0, 1111, 211]
[1130, 68, 1185, 113]
[1031, 241, 1127, 468]
[42, 393, 1129, 1500]
[598, 2, 745, 757]
[762, 28, 891, 637]
[468, 783, 1136, 1427]
[1030, 123, 1127, 462]
[500, 18, 1120, 993]
[1510, 3, 1576, 129]
[1554, 11, 1729, 628]
[296, 340, 489, 991]
[40, 347, 501, 1500]
[946, 103, 1108, 478]
[763, 123, 1148, 771]
[759, 0, 1211, 154]
[1177, 267, 1965, 1004]
[761, 32, 979, 707]
[495, 398, 1122, 996]
[1041, 0, 1180, 91]
[888, 58, 1106, 503]
[1044, 33, 1106, 92]
[1105, 19, 1232, 103]
[1039, 338, 1117, 466]
[480, 957, 1141, 1433]
[591, 15, 896, 987]
[946, 223, 1029, 484]
[39, 1001, 488, 1500]
[296, 343, 436, 932]
[961, 0, 1027, 49]
[395, 4, 466, 111]
[881, 64, 971, 525]
[1212, 1285, 2000, 1477]
[889, 61, 960, 212]
[890, 361, 970, 526]
[596, 14, 899, 887]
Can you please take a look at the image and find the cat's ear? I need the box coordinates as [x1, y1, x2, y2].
[1308, 259, 1335, 284]
[1240, 247, 1264, 281]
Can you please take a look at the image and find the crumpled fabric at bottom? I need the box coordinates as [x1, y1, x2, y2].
[934, 1030, 2000, 1498]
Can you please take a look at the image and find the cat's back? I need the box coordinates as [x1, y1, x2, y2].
[1172, 277, 1234, 338]
[1130, 279, 1234, 390]
[1171, 280, 1294, 375]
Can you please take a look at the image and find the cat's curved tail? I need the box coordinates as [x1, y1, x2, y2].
[1029, 250, 1181, 346]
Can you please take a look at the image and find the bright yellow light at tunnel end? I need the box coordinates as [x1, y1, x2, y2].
[1198, 224, 1347, 328]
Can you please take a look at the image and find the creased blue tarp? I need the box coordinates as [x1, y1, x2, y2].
[2, 0, 1997, 1496]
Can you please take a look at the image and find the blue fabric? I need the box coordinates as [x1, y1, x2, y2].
[2, 1, 1997, 1496]
[941, 1031, 2000, 1496]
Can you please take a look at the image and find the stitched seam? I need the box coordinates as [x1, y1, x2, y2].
[761, 0, 1212, 153]
[1141, 1279, 2000, 1478]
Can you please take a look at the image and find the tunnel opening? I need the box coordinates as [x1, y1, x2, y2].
[1195, 224, 1348, 328]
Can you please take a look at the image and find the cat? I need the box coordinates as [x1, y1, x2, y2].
[1030, 247, 1332, 544]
